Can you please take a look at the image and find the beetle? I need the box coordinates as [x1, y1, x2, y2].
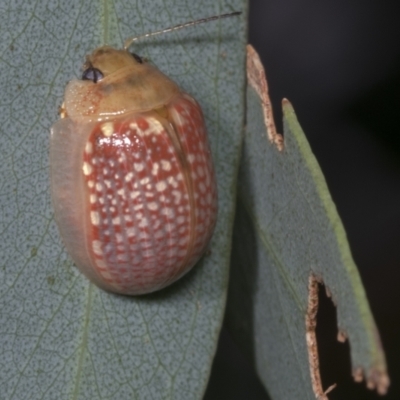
[50, 12, 240, 295]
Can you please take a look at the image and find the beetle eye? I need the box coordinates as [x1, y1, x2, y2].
[82, 67, 104, 83]
[130, 52, 143, 64]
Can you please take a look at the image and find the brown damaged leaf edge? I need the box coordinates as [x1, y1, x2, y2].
[306, 275, 337, 399]
[246, 44, 283, 151]
[246, 44, 390, 397]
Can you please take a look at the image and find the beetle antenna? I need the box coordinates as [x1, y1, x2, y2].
[124, 11, 241, 50]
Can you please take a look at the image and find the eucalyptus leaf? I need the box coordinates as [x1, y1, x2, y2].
[0, 1, 247, 399]
[225, 46, 389, 399]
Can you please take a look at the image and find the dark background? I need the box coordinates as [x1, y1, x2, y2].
[205, 1, 400, 399]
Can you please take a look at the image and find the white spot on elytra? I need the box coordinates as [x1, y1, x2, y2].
[199, 182, 206, 193]
[88, 180, 94, 188]
[125, 172, 134, 182]
[140, 177, 150, 185]
[134, 204, 143, 211]
[136, 128, 145, 137]
[167, 176, 178, 188]
[116, 233, 123, 243]
[117, 188, 126, 198]
[82, 162, 92, 176]
[91, 211, 100, 226]
[101, 122, 114, 137]
[145, 192, 154, 197]
[85, 142, 93, 154]
[172, 190, 182, 205]
[117, 253, 128, 262]
[161, 160, 171, 171]
[104, 180, 111, 188]
[151, 162, 159, 176]
[134, 163, 144, 172]
[159, 195, 166, 202]
[92, 240, 102, 255]
[154, 220, 161, 229]
[112, 216, 121, 225]
[139, 217, 148, 228]
[127, 227, 136, 237]
[96, 183, 103, 192]
[140, 231, 150, 239]
[89, 194, 97, 204]
[165, 222, 176, 232]
[171, 109, 187, 127]
[130, 191, 140, 200]
[162, 208, 175, 218]
[176, 215, 185, 225]
[129, 122, 139, 130]
[187, 154, 195, 163]
[148, 117, 164, 135]
[147, 202, 158, 210]
[156, 181, 166, 192]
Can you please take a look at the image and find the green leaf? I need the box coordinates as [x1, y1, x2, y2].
[225, 46, 389, 399]
[0, 1, 246, 399]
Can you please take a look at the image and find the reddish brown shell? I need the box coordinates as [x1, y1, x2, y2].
[50, 46, 217, 295]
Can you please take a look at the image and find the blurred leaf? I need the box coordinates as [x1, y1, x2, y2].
[225, 46, 389, 399]
[0, 1, 246, 399]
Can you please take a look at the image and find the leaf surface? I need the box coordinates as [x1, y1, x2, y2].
[0, 2, 247, 399]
